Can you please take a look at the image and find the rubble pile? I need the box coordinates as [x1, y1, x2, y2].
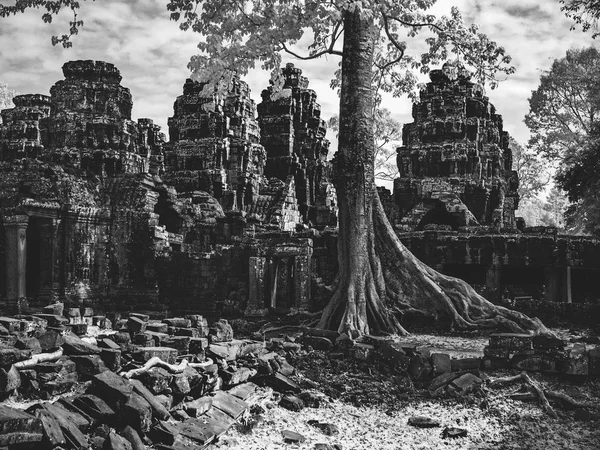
[0, 306, 597, 449]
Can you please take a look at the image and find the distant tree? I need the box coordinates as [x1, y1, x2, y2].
[525, 47, 600, 164]
[540, 187, 569, 229]
[328, 108, 402, 184]
[0, 0, 548, 335]
[561, 0, 600, 37]
[555, 123, 600, 233]
[0, 81, 15, 124]
[509, 137, 550, 201]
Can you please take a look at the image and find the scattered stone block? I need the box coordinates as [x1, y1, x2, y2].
[588, 346, 600, 375]
[162, 337, 190, 355]
[92, 370, 133, 404]
[184, 397, 213, 417]
[210, 390, 248, 419]
[146, 321, 169, 334]
[208, 339, 263, 361]
[407, 416, 440, 428]
[43, 303, 64, 316]
[34, 409, 66, 448]
[172, 327, 200, 338]
[63, 334, 101, 355]
[162, 318, 191, 328]
[71, 355, 108, 379]
[304, 336, 333, 351]
[0, 348, 31, 366]
[35, 330, 64, 352]
[353, 343, 375, 362]
[0, 365, 21, 394]
[259, 372, 300, 393]
[282, 429, 306, 443]
[220, 367, 257, 387]
[130, 379, 171, 421]
[308, 420, 339, 435]
[72, 394, 116, 423]
[209, 319, 233, 343]
[377, 340, 410, 371]
[448, 373, 483, 395]
[280, 394, 304, 412]
[129, 313, 150, 322]
[189, 337, 209, 355]
[133, 333, 154, 347]
[101, 348, 122, 372]
[122, 392, 152, 433]
[489, 333, 534, 351]
[105, 430, 133, 450]
[140, 367, 173, 395]
[134, 347, 178, 365]
[510, 354, 557, 372]
[145, 331, 171, 347]
[442, 427, 468, 438]
[408, 354, 432, 380]
[0, 317, 22, 333]
[0, 405, 39, 446]
[71, 323, 88, 336]
[228, 382, 259, 401]
[564, 343, 589, 375]
[431, 353, 451, 375]
[15, 337, 42, 355]
[128, 317, 147, 335]
[120, 425, 146, 450]
[533, 335, 567, 351]
[451, 357, 482, 372]
[428, 372, 460, 395]
[33, 314, 69, 328]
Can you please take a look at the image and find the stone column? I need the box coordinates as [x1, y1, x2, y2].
[294, 255, 311, 311]
[38, 219, 58, 302]
[245, 256, 268, 316]
[564, 266, 572, 303]
[485, 265, 502, 303]
[3, 215, 29, 311]
[544, 266, 560, 303]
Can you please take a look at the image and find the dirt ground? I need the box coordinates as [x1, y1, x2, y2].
[218, 331, 600, 450]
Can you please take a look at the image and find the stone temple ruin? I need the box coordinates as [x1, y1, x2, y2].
[379, 62, 600, 320]
[0, 60, 338, 317]
[0, 60, 599, 323]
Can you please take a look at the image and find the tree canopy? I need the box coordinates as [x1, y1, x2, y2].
[561, 0, 600, 37]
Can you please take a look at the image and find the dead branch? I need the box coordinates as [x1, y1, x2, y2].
[14, 348, 63, 370]
[546, 390, 596, 409]
[488, 372, 557, 418]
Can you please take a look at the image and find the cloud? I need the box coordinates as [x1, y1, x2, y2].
[0, 0, 597, 147]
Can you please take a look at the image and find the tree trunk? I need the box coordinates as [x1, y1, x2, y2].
[318, 10, 549, 337]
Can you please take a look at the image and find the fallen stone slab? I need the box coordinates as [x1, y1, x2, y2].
[209, 319, 233, 343]
[92, 370, 133, 404]
[408, 354, 433, 380]
[220, 366, 257, 387]
[377, 340, 410, 371]
[282, 429, 306, 443]
[63, 334, 101, 355]
[31, 404, 89, 449]
[0, 405, 43, 446]
[33, 314, 69, 328]
[130, 378, 171, 421]
[0, 365, 21, 393]
[72, 394, 116, 423]
[134, 347, 178, 365]
[184, 397, 213, 418]
[15, 337, 42, 355]
[307, 420, 339, 435]
[450, 357, 482, 372]
[227, 382, 259, 401]
[162, 318, 192, 328]
[304, 335, 333, 351]
[139, 367, 173, 395]
[442, 427, 468, 438]
[258, 372, 300, 393]
[34, 409, 67, 448]
[408, 416, 440, 428]
[280, 394, 305, 412]
[146, 321, 169, 334]
[122, 392, 153, 433]
[448, 373, 483, 395]
[489, 333, 534, 351]
[207, 339, 264, 361]
[71, 354, 108, 378]
[0, 316, 22, 333]
[105, 430, 134, 450]
[121, 425, 146, 450]
[210, 390, 248, 419]
[37, 330, 66, 352]
[431, 353, 452, 375]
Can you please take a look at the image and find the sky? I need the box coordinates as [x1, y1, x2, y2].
[0, 0, 597, 149]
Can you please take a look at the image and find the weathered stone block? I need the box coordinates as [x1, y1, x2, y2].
[448, 373, 483, 395]
[134, 347, 178, 365]
[122, 392, 152, 433]
[146, 321, 169, 334]
[510, 354, 557, 372]
[353, 343, 375, 362]
[92, 370, 133, 404]
[303, 335, 333, 351]
[451, 357, 482, 372]
[377, 340, 410, 371]
[488, 333, 534, 351]
[209, 319, 234, 343]
[431, 353, 452, 375]
[0, 348, 31, 367]
[588, 346, 600, 375]
[280, 394, 304, 411]
[408, 354, 432, 380]
[15, 337, 42, 355]
[184, 397, 213, 417]
[139, 367, 173, 395]
[162, 318, 191, 328]
[0, 406, 42, 446]
[127, 317, 147, 335]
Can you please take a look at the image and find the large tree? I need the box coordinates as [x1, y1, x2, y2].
[509, 137, 549, 202]
[561, 0, 600, 36]
[328, 108, 402, 184]
[0, 0, 548, 336]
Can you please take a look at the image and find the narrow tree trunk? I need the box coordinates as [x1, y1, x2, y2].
[318, 10, 550, 337]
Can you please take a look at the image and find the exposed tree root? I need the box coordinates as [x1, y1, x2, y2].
[318, 189, 551, 337]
